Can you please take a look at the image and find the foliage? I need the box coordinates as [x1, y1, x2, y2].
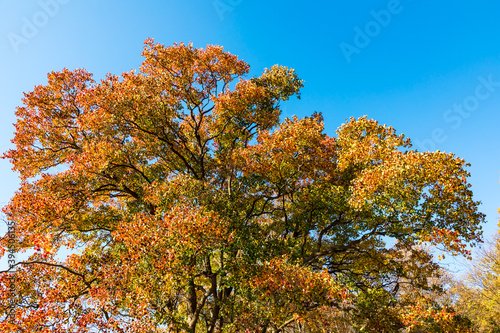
[0, 39, 485, 332]
[450, 230, 500, 333]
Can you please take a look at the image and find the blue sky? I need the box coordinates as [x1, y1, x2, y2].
[1, 0, 500, 262]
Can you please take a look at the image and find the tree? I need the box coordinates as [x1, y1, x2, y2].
[0, 39, 485, 332]
[450, 230, 500, 333]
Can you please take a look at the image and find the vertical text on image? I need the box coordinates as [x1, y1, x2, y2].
[6, 218, 17, 322]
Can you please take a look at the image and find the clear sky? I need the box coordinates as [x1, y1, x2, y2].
[1, 0, 500, 263]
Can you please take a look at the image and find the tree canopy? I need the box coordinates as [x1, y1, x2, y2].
[450, 230, 500, 333]
[0, 39, 485, 332]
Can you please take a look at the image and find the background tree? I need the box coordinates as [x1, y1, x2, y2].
[450, 229, 500, 333]
[0, 39, 485, 332]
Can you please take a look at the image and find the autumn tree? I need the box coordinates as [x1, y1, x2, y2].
[0, 39, 485, 332]
[450, 230, 500, 333]
[353, 245, 477, 333]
